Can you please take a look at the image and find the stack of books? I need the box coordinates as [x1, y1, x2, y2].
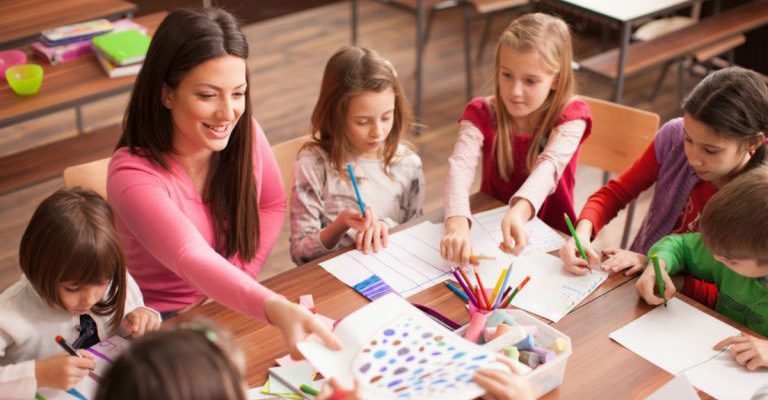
[32, 19, 147, 67]
[92, 29, 151, 78]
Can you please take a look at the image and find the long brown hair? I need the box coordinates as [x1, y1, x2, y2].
[683, 66, 768, 171]
[95, 321, 246, 400]
[19, 188, 126, 331]
[493, 13, 575, 180]
[118, 8, 259, 261]
[306, 46, 413, 172]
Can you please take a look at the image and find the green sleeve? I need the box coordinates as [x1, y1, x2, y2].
[648, 233, 718, 281]
[648, 234, 690, 275]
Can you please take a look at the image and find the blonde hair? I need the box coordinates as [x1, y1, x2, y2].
[493, 13, 575, 180]
[307, 46, 413, 172]
[700, 165, 768, 265]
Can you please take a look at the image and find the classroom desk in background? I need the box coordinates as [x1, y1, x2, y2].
[551, 0, 707, 102]
[0, 0, 137, 50]
[170, 192, 637, 389]
[0, 12, 166, 133]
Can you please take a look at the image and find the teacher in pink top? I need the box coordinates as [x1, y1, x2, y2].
[107, 8, 340, 357]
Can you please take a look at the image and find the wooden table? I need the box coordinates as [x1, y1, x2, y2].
[545, 276, 765, 399]
[169, 193, 638, 388]
[0, 12, 165, 133]
[0, 0, 137, 50]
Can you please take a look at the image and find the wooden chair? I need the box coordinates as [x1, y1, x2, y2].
[62, 157, 111, 199]
[578, 96, 660, 248]
[271, 135, 312, 204]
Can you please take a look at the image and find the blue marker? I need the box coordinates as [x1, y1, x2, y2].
[346, 162, 366, 214]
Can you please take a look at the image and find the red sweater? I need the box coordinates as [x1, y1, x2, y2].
[579, 141, 719, 308]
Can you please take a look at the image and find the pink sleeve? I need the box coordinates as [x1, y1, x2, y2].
[444, 120, 484, 220]
[108, 151, 282, 322]
[511, 119, 587, 213]
[249, 122, 287, 274]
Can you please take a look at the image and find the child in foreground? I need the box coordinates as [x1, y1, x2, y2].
[0, 188, 160, 398]
[638, 166, 768, 370]
[95, 321, 534, 400]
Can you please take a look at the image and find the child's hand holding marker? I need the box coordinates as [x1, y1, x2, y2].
[343, 162, 389, 254]
[714, 334, 768, 371]
[35, 336, 95, 390]
[353, 208, 389, 254]
[561, 214, 600, 275]
[635, 256, 676, 306]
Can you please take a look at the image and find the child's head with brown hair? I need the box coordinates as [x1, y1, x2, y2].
[700, 165, 768, 276]
[493, 13, 575, 180]
[681, 67, 767, 187]
[308, 46, 413, 172]
[95, 320, 246, 400]
[19, 188, 126, 331]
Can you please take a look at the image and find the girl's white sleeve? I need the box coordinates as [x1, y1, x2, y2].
[510, 119, 587, 213]
[444, 120, 484, 220]
[0, 330, 36, 400]
[122, 273, 161, 324]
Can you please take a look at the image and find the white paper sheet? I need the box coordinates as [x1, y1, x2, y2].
[267, 363, 316, 398]
[297, 294, 502, 400]
[610, 298, 768, 400]
[471, 206, 566, 257]
[319, 222, 455, 297]
[502, 253, 608, 322]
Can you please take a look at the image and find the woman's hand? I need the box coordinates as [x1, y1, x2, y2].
[715, 335, 768, 371]
[122, 307, 162, 338]
[441, 216, 472, 266]
[601, 248, 647, 276]
[35, 351, 95, 390]
[635, 258, 676, 305]
[353, 208, 389, 254]
[264, 297, 342, 360]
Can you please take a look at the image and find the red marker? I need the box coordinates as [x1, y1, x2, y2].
[55, 336, 80, 357]
[56, 336, 99, 382]
[501, 276, 531, 308]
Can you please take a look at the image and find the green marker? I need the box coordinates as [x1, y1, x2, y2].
[300, 384, 320, 396]
[651, 255, 667, 308]
[564, 213, 589, 272]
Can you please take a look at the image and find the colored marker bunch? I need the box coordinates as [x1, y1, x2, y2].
[449, 264, 531, 311]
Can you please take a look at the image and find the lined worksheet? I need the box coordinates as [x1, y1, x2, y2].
[471, 206, 566, 257]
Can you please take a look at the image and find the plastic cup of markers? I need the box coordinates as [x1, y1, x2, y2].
[467, 288, 495, 317]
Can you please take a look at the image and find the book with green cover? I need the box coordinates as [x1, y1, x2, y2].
[91, 29, 150, 66]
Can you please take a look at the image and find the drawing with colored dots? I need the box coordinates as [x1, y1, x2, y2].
[297, 294, 502, 400]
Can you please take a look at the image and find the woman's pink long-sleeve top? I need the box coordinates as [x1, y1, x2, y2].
[107, 120, 285, 321]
